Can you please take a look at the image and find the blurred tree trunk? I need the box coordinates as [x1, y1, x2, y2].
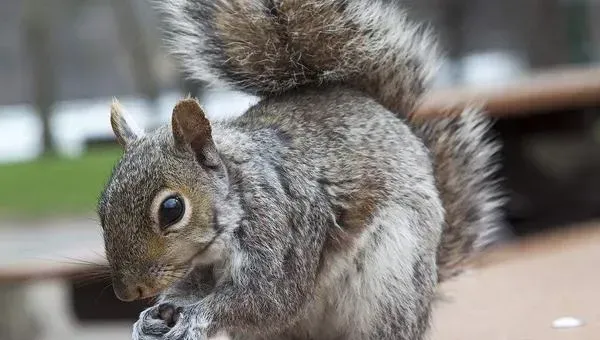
[523, 0, 569, 69]
[564, 0, 591, 64]
[590, 2, 600, 62]
[437, 0, 467, 83]
[109, 0, 161, 129]
[23, 0, 57, 156]
[402, 0, 467, 84]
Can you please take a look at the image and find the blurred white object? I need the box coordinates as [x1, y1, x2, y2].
[432, 51, 527, 89]
[201, 88, 258, 120]
[0, 104, 41, 163]
[461, 50, 527, 86]
[0, 89, 258, 164]
[552, 316, 585, 329]
[431, 58, 458, 89]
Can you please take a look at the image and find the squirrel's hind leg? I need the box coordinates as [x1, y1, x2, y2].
[312, 204, 440, 340]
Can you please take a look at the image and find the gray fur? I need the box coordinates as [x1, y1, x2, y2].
[411, 108, 505, 282]
[153, 0, 439, 114]
[98, 1, 503, 339]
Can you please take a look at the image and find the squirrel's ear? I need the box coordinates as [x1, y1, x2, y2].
[171, 98, 220, 168]
[110, 99, 143, 147]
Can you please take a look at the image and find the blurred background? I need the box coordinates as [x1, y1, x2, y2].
[0, 0, 599, 339]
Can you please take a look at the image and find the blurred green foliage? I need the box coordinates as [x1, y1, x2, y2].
[0, 148, 122, 219]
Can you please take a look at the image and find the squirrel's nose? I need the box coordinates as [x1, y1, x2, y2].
[112, 279, 151, 302]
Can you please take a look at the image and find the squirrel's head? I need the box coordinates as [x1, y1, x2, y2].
[98, 98, 228, 302]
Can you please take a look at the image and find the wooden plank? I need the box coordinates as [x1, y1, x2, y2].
[415, 65, 600, 118]
[432, 221, 600, 340]
[0, 223, 106, 282]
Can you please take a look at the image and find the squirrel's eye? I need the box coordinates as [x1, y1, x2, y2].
[159, 196, 185, 229]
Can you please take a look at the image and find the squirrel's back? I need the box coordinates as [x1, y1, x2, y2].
[154, 0, 503, 281]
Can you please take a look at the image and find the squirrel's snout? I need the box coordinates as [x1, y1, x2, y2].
[112, 278, 157, 302]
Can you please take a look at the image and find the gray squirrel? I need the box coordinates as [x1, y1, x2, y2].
[97, 0, 503, 339]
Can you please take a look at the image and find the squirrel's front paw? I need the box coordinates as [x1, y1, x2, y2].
[162, 304, 209, 340]
[133, 303, 208, 340]
[132, 303, 183, 340]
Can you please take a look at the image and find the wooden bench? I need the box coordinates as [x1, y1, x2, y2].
[433, 221, 600, 340]
[415, 64, 600, 118]
[0, 221, 106, 340]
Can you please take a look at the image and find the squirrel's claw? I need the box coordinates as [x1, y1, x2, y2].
[157, 303, 182, 328]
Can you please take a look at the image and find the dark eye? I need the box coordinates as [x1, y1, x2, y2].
[159, 196, 185, 229]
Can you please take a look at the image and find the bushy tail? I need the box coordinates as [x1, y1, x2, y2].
[155, 0, 503, 281]
[154, 0, 438, 114]
[411, 109, 504, 282]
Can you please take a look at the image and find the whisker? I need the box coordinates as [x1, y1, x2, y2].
[73, 278, 111, 288]
[95, 282, 115, 303]
[53, 256, 109, 269]
[72, 270, 111, 278]
[71, 271, 112, 283]
[91, 250, 107, 258]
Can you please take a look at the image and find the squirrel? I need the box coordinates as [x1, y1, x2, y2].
[97, 0, 503, 339]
